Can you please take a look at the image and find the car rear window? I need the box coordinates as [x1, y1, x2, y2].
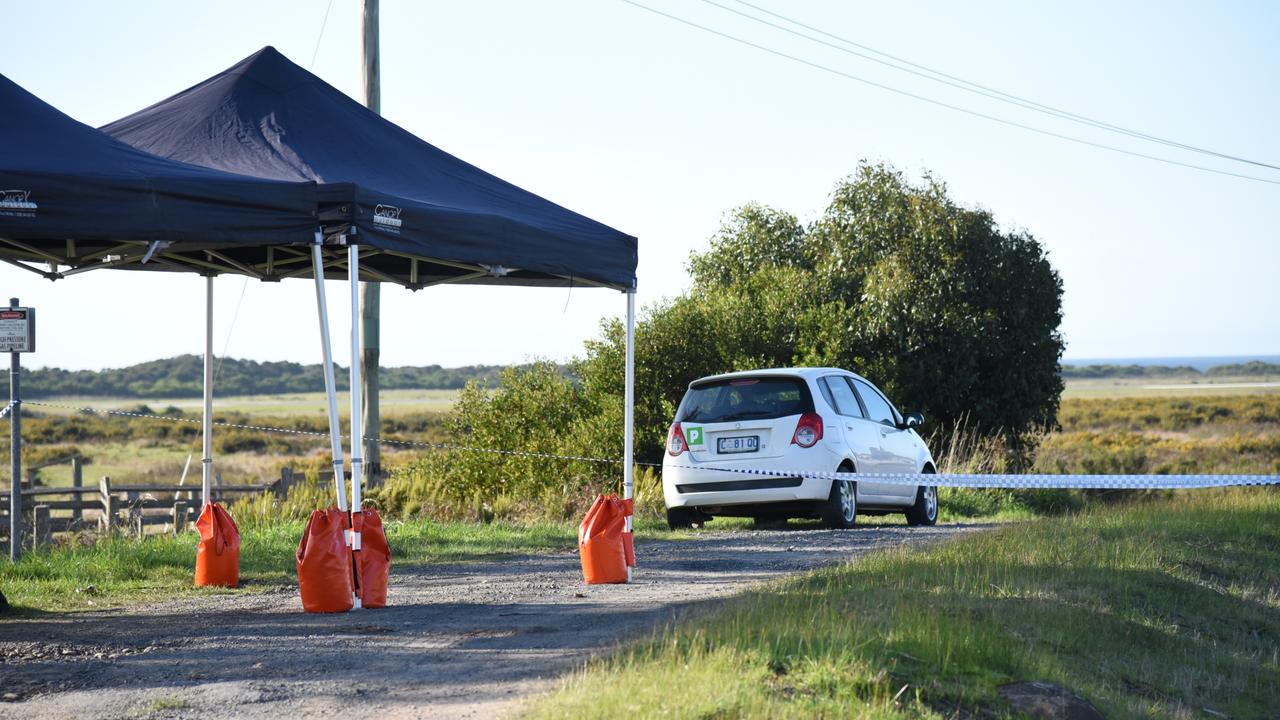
[677, 376, 813, 423]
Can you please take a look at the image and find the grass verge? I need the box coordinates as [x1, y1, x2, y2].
[526, 488, 1280, 719]
[0, 514, 694, 614]
[0, 519, 578, 613]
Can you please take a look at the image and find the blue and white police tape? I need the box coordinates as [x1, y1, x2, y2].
[667, 463, 1280, 490]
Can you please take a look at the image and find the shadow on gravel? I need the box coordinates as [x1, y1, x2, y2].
[0, 595, 738, 702]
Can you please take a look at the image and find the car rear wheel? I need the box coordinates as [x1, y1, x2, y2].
[820, 465, 857, 529]
[905, 481, 939, 527]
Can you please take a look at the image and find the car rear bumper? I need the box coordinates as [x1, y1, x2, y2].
[662, 452, 838, 508]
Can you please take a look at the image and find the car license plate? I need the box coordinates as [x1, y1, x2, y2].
[717, 436, 759, 454]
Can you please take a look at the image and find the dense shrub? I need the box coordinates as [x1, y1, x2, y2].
[373, 363, 629, 520]
[1060, 364, 1199, 379]
[24, 355, 516, 398]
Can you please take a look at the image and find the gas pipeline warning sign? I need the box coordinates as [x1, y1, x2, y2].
[0, 307, 35, 352]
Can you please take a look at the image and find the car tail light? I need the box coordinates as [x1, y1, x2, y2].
[791, 412, 823, 448]
[667, 423, 687, 456]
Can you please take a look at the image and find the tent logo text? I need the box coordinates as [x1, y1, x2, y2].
[373, 204, 403, 229]
[0, 190, 37, 217]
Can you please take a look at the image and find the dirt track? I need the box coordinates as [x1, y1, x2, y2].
[0, 524, 976, 719]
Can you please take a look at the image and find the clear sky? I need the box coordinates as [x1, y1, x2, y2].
[3, 0, 1277, 371]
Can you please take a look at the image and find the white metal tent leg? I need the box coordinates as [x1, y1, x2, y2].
[201, 275, 214, 508]
[349, 245, 364, 516]
[312, 240, 348, 512]
[348, 244, 364, 609]
[623, 289, 636, 582]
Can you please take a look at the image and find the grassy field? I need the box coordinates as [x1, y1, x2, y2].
[1038, 393, 1280, 476]
[526, 488, 1280, 719]
[8, 398, 451, 489]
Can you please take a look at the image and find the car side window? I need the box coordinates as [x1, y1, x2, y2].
[850, 377, 898, 427]
[820, 376, 864, 418]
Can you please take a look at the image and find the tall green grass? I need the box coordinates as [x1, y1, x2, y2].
[526, 488, 1280, 719]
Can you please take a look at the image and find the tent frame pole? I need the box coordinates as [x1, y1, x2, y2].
[623, 289, 636, 583]
[312, 238, 348, 512]
[201, 275, 214, 508]
[348, 245, 364, 530]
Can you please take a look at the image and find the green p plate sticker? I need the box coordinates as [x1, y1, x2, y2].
[687, 426, 704, 445]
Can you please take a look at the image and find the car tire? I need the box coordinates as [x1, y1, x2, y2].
[905, 481, 939, 527]
[666, 506, 700, 530]
[820, 466, 857, 529]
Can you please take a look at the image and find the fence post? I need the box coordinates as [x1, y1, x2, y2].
[276, 467, 294, 499]
[130, 506, 143, 539]
[99, 476, 115, 533]
[24, 468, 36, 489]
[71, 457, 83, 524]
[172, 501, 188, 535]
[32, 504, 50, 550]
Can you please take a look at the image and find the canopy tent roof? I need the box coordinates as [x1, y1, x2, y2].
[102, 47, 637, 291]
[0, 73, 319, 281]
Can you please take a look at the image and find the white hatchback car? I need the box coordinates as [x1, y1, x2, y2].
[662, 368, 938, 529]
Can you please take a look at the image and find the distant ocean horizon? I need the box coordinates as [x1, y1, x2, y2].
[1062, 355, 1280, 372]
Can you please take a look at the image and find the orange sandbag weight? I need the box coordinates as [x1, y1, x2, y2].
[194, 502, 240, 588]
[354, 508, 391, 608]
[297, 507, 354, 613]
[579, 494, 628, 584]
[619, 497, 636, 568]
[578, 495, 605, 545]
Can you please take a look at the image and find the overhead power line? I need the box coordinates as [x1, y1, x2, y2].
[619, 0, 1280, 186]
[716, 0, 1280, 173]
[309, 0, 336, 70]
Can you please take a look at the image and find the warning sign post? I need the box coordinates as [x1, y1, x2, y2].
[5, 298, 30, 561]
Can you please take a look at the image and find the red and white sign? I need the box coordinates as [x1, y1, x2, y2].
[0, 307, 35, 352]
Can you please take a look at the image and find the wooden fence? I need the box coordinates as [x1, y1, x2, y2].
[0, 465, 302, 554]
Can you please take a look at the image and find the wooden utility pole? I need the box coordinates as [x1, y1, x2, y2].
[361, 0, 382, 480]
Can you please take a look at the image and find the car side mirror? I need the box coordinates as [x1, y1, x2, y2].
[901, 411, 924, 430]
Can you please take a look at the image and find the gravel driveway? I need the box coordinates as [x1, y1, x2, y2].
[0, 523, 976, 719]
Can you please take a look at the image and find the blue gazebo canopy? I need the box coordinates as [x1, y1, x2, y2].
[0, 72, 318, 280]
[103, 47, 637, 290]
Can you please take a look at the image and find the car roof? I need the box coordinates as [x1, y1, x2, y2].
[688, 367, 867, 386]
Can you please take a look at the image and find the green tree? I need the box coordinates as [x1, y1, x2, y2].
[582, 162, 1064, 461]
[807, 164, 1064, 435]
